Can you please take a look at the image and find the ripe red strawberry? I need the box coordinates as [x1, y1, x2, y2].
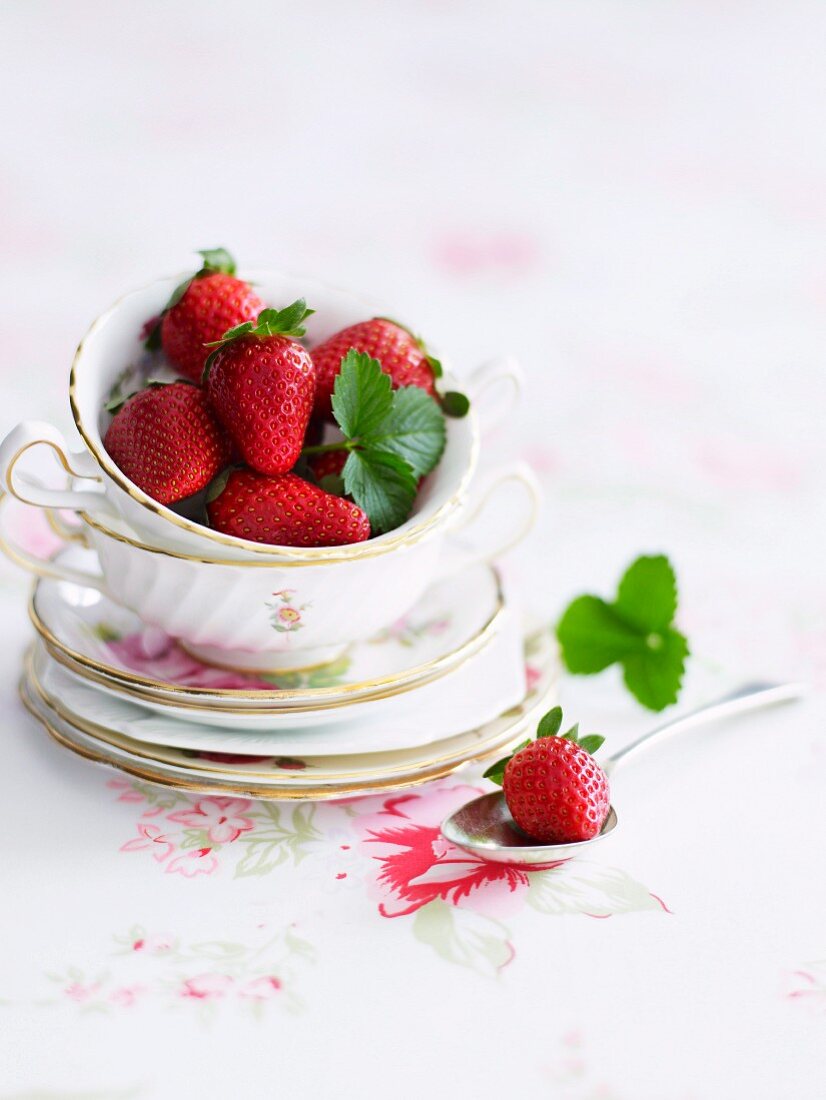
[207, 469, 370, 547]
[484, 707, 610, 844]
[310, 318, 438, 417]
[103, 382, 231, 505]
[148, 248, 265, 381]
[308, 449, 347, 483]
[204, 301, 316, 476]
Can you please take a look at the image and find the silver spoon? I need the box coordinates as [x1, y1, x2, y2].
[442, 681, 806, 866]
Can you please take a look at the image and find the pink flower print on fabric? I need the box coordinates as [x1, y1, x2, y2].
[239, 976, 283, 1000]
[180, 973, 234, 1000]
[356, 786, 560, 919]
[120, 822, 175, 864]
[167, 797, 254, 845]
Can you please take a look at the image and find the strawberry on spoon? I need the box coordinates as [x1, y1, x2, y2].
[147, 248, 265, 382]
[204, 301, 316, 476]
[442, 682, 804, 865]
[484, 706, 610, 844]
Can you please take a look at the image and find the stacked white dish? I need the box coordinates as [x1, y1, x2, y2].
[1, 270, 548, 798]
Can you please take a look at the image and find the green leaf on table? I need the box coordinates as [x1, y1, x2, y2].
[343, 448, 417, 535]
[615, 554, 678, 633]
[622, 626, 689, 712]
[556, 554, 689, 711]
[557, 596, 643, 673]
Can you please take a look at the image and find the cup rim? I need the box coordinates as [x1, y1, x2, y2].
[69, 270, 478, 562]
[81, 508, 452, 566]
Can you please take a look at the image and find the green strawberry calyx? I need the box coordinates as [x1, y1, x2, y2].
[202, 300, 316, 379]
[145, 247, 239, 350]
[481, 706, 606, 787]
[375, 316, 471, 419]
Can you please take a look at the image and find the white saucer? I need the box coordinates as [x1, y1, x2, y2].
[29, 596, 530, 751]
[32, 560, 505, 718]
[20, 629, 557, 800]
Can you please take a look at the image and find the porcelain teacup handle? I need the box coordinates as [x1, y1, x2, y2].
[0, 420, 116, 516]
[464, 356, 524, 435]
[435, 461, 541, 579]
[0, 490, 107, 592]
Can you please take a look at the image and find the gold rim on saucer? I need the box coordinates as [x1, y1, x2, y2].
[24, 643, 555, 784]
[19, 669, 548, 802]
[29, 565, 506, 708]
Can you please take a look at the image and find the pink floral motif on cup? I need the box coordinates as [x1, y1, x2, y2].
[267, 589, 309, 634]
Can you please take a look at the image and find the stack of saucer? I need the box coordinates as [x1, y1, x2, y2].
[1, 267, 547, 799]
[20, 553, 556, 799]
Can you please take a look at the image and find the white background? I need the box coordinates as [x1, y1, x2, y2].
[1, 3, 825, 1098]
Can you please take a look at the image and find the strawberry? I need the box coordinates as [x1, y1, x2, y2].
[308, 449, 347, 483]
[204, 301, 316, 476]
[483, 707, 610, 844]
[147, 248, 265, 381]
[103, 382, 231, 505]
[310, 317, 439, 418]
[207, 469, 370, 547]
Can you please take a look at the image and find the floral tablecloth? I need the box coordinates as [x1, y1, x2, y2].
[2, 3, 825, 1098]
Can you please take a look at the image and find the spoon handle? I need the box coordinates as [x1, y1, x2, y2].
[603, 680, 807, 776]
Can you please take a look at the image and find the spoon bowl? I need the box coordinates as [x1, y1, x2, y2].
[441, 791, 618, 866]
[442, 680, 806, 865]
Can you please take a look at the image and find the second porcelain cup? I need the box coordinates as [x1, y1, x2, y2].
[0, 461, 539, 671]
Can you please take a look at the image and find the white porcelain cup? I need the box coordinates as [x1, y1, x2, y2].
[0, 270, 525, 561]
[0, 462, 539, 671]
[0, 269, 540, 670]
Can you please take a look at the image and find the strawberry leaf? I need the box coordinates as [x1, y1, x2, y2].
[536, 706, 563, 738]
[482, 740, 530, 786]
[205, 467, 234, 504]
[440, 391, 470, 418]
[318, 473, 346, 497]
[577, 735, 606, 755]
[332, 351, 394, 439]
[615, 555, 677, 633]
[562, 723, 580, 742]
[342, 448, 417, 534]
[197, 247, 236, 275]
[250, 300, 315, 339]
[557, 596, 643, 673]
[556, 554, 689, 711]
[622, 626, 689, 712]
[370, 385, 446, 477]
